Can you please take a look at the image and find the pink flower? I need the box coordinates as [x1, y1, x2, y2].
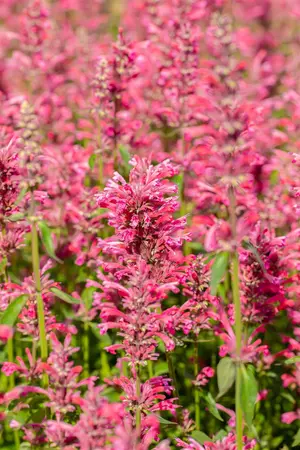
[176, 432, 256, 449]
[194, 366, 215, 387]
[0, 325, 13, 343]
[281, 409, 300, 424]
[111, 376, 178, 416]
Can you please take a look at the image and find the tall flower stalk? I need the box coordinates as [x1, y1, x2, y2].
[30, 215, 48, 385]
[194, 338, 200, 430]
[19, 101, 48, 386]
[229, 186, 243, 450]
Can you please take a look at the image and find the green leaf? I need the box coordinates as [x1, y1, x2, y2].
[188, 242, 205, 252]
[203, 253, 216, 264]
[14, 187, 28, 207]
[191, 431, 213, 444]
[50, 287, 81, 305]
[285, 356, 300, 365]
[217, 357, 236, 398]
[0, 257, 8, 275]
[6, 409, 30, 426]
[152, 414, 177, 426]
[100, 351, 111, 379]
[38, 221, 62, 263]
[154, 361, 168, 376]
[6, 213, 25, 222]
[281, 392, 296, 404]
[0, 295, 28, 326]
[81, 286, 96, 311]
[88, 154, 96, 169]
[205, 393, 224, 422]
[172, 172, 184, 198]
[292, 428, 300, 447]
[213, 430, 228, 441]
[241, 365, 258, 427]
[29, 407, 46, 423]
[119, 145, 131, 174]
[210, 252, 229, 295]
[270, 169, 279, 186]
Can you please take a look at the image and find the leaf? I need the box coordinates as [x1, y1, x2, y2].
[81, 286, 96, 311]
[6, 213, 25, 222]
[213, 430, 227, 441]
[88, 153, 96, 169]
[38, 221, 62, 263]
[281, 392, 296, 404]
[188, 242, 205, 252]
[14, 187, 28, 207]
[203, 253, 216, 264]
[210, 252, 229, 295]
[217, 357, 236, 398]
[241, 365, 258, 427]
[0, 257, 8, 275]
[270, 169, 279, 186]
[6, 409, 30, 426]
[292, 428, 300, 447]
[119, 145, 131, 174]
[285, 356, 300, 365]
[154, 361, 168, 376]
[0, 295, 28, 326]
[50, 287, 81, 305]
[29, 407, 46, 423]
[191, 431, 213, 444]
[205, 393, 223, 422]
[152, 414, 177, 426]
[172, 172, 184, 198]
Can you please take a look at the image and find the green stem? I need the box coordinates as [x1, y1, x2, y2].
[166, 351, 181, 422]
[158, 302, 181, 422]
[232, 252, 243, 449]
[7, 338, 15, 390]
[194, 338, 200, 430]
[1, 234, 20, 448]
[229, 187, 243, 450]
[98, 152, 104, 190]
[148, 360, 154, 379]
[135, 368, 141, 435]
[7, 340, 20, 448]
[31, 221, 48, 387]
[83, 321, 89, 378]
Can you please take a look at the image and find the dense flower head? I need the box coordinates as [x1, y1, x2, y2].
[176, 432, 256, 449]
[97, 156, 188, 260]
[111, 375, 177, 416]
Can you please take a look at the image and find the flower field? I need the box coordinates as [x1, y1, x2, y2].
[0, 1, 299, 449]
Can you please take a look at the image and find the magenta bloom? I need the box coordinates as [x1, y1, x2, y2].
[0, 324, 13, 343]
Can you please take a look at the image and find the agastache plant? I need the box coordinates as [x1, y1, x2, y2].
[0, 0, 299, 449]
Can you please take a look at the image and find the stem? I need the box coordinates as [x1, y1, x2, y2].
[166, 351, 181, 422]
[135, 368, 141, 435]
[32, 340, 37, 365]
[7, 339, 20, 448]
[96, 122, 103, 190]
[228, 187, 243, 450]
[98, 152, 104, 190]
[148, 360, 154, 379]
[158, 303, 181, 421]
[83, 321, 89, 378]
[194, 338, 200, 430]
[2, 233, 20, 449]
[232, 252, 243, 449]
[7, 338, 15, 390]
[31, 220, 48, 387]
